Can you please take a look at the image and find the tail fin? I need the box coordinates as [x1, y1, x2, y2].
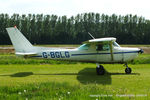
[6, 27, 34, 53]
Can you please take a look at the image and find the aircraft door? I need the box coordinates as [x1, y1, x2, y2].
[96, 43, 112, 62]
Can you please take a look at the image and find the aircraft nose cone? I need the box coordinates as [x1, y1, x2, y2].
[138, 49, 144, 54]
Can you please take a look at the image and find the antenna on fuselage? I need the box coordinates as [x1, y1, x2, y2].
[88, 32, 95, 39]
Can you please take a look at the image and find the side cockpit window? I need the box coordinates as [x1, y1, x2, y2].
[96, 44, 110, 51]
[78, 44, 90, 50]
[96, 44, 103, 51]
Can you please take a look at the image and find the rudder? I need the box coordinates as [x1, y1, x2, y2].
[6, 27, 34, 53]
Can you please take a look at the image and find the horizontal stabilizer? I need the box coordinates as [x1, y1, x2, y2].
[15, 52, 38, 58]
[15, 52, 37, 56]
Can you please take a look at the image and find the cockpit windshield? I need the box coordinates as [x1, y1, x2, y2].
[78, 44, 90, 50]
[113, 42, 120, 47]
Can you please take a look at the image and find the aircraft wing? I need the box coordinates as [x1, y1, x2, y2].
[83, 37, 116, 44]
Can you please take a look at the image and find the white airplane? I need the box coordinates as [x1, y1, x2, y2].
[6, 26, 143, 75]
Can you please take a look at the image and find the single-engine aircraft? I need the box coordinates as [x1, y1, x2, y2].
[6, 27, 143, 75]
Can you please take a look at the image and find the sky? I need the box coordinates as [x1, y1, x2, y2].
[0, 0, 150, 19]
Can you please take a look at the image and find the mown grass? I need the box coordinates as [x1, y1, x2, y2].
[0, 53, 150, 99]
[0, 82, 113, 100]
[0, 54, 77, 65]
[0, 64, 150, 100]
[130, 54, 150, 64]
[0, 53, 150, 65]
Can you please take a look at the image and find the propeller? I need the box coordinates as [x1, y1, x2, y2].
[138, 49, 144, 54]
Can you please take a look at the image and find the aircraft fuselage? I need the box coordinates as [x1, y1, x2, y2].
[31, 46, 141, 63]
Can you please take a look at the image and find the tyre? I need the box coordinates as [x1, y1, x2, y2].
[96, 65, 105, 75]
[125, 67, 132, 74]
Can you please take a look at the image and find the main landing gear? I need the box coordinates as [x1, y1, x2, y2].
[96, 63, 105, 75]
[124, 63, 132, 74]
[96, 63, 132, 75]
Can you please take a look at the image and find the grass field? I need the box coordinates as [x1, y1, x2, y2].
[0, 64, 150, 100]
[0, 47, 150, 99]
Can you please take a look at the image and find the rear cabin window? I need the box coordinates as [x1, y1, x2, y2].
[96, 44, 110, 51]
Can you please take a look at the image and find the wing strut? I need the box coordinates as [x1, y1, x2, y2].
[110, 41, 114, 61]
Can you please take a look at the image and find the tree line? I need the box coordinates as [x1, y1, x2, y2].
[0, 13, 150, 45]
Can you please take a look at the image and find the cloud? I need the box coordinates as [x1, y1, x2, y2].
[0, 0, 150, 19]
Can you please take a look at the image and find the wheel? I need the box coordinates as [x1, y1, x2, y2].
[125, 67, 132, 74]
[96, 65, 105, 75]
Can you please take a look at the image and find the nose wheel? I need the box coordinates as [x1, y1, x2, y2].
[124, 63, 132, 74]
[96, 63, 105, 75]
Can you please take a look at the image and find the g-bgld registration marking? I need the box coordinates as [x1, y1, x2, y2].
[42, 51, 70, 58]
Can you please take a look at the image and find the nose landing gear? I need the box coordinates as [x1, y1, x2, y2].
[124, 63, 132, 74]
